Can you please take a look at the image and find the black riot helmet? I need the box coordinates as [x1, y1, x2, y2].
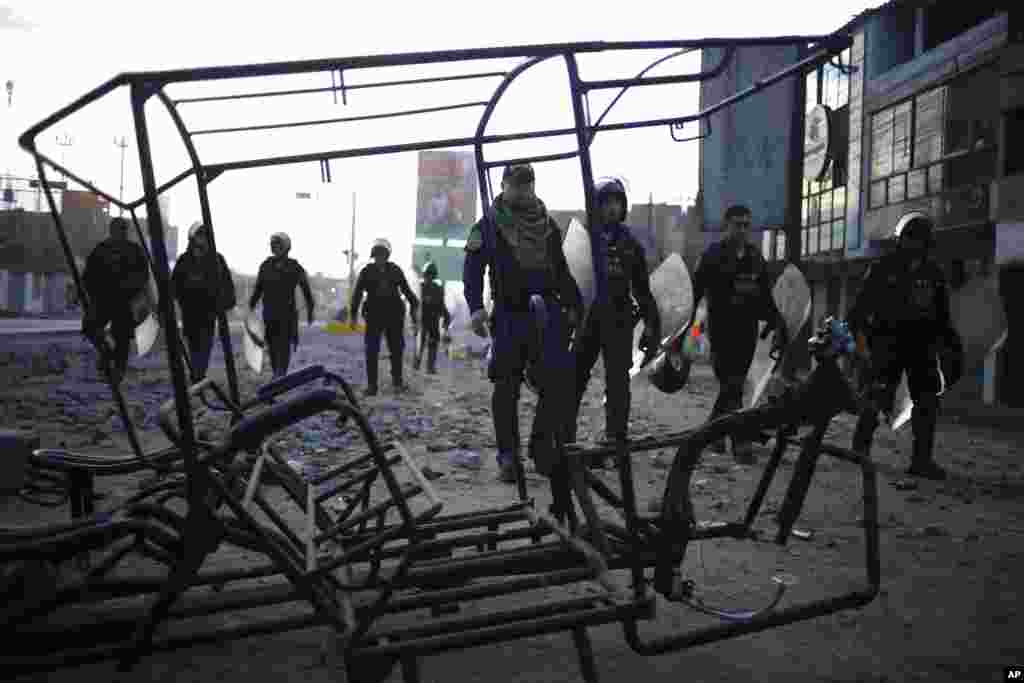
[648, 347, 692, 394]
[594, 177, 628, 223]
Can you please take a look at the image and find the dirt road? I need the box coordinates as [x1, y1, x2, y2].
[2, 327, 1022, 682]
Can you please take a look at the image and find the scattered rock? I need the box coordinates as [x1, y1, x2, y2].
[650, 454, 670, 469]
[420, 465, 444, 481]
[891, 478, 918, 491]
[920, 524, 950, 537]
[448, 450, 482, 470]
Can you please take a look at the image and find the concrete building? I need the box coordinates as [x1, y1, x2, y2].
[698, 1, 1021, 408]
[550, 202, 693, 274]
[0, 178, 180, 315]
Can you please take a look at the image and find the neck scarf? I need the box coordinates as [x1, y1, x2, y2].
[494, 194, 551, 270]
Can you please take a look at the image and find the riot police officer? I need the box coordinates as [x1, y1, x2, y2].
[414, 261, 451, 374]
[351, 238, 420, 396]
[82, 216, 150, 383]
[563, 178, 660, 463]
[249, 232, 315, 380]
[463, 163, 581, 483]
[848, 213, 962, 480]
[690, 204, 781, 463]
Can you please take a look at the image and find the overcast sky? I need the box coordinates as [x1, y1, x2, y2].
[1, 0, 874, 279]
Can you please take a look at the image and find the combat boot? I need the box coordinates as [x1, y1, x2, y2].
[907, 394, 945, 480]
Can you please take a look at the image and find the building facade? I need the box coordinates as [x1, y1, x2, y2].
[700, 1, 1020, 407]
[0, 178, 180, 315]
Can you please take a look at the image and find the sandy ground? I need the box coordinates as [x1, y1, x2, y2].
[1, 326, 1022, 683]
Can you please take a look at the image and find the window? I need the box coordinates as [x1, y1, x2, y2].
[868, 67, 998, 210]
[801, 49, 851, 257]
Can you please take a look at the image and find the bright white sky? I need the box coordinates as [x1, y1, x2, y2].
[1, 0, 874, 279]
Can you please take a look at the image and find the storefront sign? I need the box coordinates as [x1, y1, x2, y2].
[803, 104, 833, 181]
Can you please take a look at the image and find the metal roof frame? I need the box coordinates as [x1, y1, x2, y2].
[19, 33, 853, 495]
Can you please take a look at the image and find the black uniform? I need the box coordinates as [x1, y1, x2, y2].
[351, 262, 419, 391]
[171, 248, 236, 382]
[847, 251, 957, 473]
[82, 237, 149, 378]
[998, 260, 1023, 407]
[415, 276, 451, 374]
[691, 239, 777, 428]
[249, 256, 315, 378]
[567, 220, 659, 444]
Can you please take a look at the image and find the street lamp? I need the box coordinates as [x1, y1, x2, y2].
[55, 133, 74, 181]
[114, 136, 129, 215]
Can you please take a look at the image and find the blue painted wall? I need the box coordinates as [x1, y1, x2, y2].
[699, 45, 801, 241]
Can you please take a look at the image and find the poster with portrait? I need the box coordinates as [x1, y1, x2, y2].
[414, 151, 478, 242]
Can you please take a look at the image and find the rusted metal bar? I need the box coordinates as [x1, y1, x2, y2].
[480, 149, 581, 170]
[34, 152, 129, 210]
[577, 48, 732, 92]
[354, 598, 653, 658]
[189, 100, 489, 137]
[173, 70, 508, 105]
[130, 83, 200, 502]
[125, 167, 195, 210]
[123, 36, 836, 85]
[154, 91, 242, 405]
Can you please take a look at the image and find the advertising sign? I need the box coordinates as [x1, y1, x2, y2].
[415, 151, 478, 242]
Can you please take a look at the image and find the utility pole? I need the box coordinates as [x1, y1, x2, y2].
[114, 136, 129, 215]
[349, 191, 357, 291]
[341, 192, 358, 311]
[55, 133, 74, 181]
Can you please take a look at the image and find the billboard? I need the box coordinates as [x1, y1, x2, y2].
[415, 151, 478, 242]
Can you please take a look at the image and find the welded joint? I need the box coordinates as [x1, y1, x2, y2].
[331, 68, 348, 105]
[670, 117, 712, 143]
[132, 80, 164, 105]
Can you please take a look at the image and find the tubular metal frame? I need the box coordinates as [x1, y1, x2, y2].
[16, 33, 866, 681]
[18, 33, 850, 471]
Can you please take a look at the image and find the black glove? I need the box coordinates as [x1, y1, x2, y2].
[630, 300, 642, 327]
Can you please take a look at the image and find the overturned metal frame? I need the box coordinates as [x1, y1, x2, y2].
[18, 34, 851, 483]
[15, 33, 872, 681]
